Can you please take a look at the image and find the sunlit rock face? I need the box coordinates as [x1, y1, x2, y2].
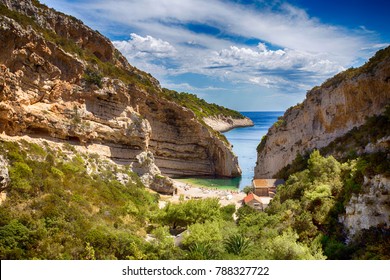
[255, 49, 390, 178]
[0, 0, 241, 195]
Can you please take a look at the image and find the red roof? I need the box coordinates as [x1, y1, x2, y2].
[243, 193, 262, 204]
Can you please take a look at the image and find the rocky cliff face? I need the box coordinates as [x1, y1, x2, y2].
[203, 115, 254, 133]
[0, 0, 241, 189]
[339, 175, 390, 239]
[255, 47, 390, 178]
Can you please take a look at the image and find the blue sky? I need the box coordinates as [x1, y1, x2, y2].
[40, 0, 389, 111]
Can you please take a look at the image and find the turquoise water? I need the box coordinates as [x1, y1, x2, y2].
[177, 111, 283, 190]
[224, 111, 283, 189]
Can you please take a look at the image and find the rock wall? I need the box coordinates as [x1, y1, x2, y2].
[0, 155, 9, 191]
[255, 49, 390, 178]
[203, 115, 254, 132]
[0, 0, 241, 186]
[339, 175, 390, 238]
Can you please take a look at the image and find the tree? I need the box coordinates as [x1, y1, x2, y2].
[160, 198, 221, 231]
[243, 186, 253, 195]
[224, 234, 250, 255]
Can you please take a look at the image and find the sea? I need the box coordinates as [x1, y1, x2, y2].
[177, 111, 283, 190]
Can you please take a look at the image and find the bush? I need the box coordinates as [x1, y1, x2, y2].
[83, 68, 103, 88]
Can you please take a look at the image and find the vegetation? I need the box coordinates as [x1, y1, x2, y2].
[83, 68, 103, 88]
[320, 46, 390, 89]
[273, 118, 286, 129]
[161, 88, 245, 120]
[0, 140, 159, 259]
[321, 105, 390, 160]
[256, 135, 267, 153]
[0, 139, 388, 259]
[242, 186, 253, 195]
[275, 153, 310, 180]
[1, 2, 389, 260]
[276, 106, 390, 180]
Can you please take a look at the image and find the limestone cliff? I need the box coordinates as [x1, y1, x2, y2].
[255, 47, 390, 178]
[0, 0, 241, 190]
[203, 115, 254, 133]
[339, 175, 390, 239]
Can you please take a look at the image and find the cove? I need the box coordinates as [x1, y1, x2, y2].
[176, 111, 283, 190]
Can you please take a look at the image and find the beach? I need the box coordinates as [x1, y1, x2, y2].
[159, 179, 246, 210]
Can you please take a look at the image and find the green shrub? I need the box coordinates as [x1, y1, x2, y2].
[83, 68, 103, 87]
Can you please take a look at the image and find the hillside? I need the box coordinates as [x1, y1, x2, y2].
[0, 0, 244, 181]
[255, 46, 390, 178]
[255, 46, 390, 255]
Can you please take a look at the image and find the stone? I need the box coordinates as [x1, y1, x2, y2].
[0, 0, 241, 195]
[255, 51, 390, 178]
[0, 155, 10, 192]
[339, 175, 390, 239]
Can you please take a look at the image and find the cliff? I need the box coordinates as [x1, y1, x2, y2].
[0, 0, 241, 191]
[339, 175, 390, 239]
[255, 46, 390, 178]
[203, 115, 254, 132]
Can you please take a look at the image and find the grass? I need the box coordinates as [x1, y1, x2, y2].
[0, 139, 159, 259]
[161, 88, 245, 120]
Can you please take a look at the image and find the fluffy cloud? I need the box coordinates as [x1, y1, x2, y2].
[198, 43, 343, 88]
[113, 33, 176, 59]
[41, 0, 387, 99]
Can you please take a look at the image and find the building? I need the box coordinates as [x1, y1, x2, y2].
[252, 179, 284, 197]
[243, 193, 273, 211]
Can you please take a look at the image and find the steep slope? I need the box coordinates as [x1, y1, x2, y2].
[255, 46, 390, 178]
[0, 0, 241, 185]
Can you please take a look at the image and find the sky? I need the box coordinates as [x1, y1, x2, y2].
[40, 0, 390, 111]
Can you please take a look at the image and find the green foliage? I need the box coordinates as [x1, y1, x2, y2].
[242, 186, 253, 195]
[0, 139, 159, 259]
[275, 152, 309, 180]
[220, 204, 236, 222]
[224, 234, 250, 255]
[256, 135, 268, 153]
[182, 221, 223, 249]
[263, 230, 323, 260]
[160, 198, 221, 230]
[161, 88, 245, 120]
[0, 220, 31, 259]
[83, 68, 103, 88]
[349, 228, 390, 260]
[2, 139, 387, 259]
[273, 118, 286, 129]
[186, 242, 219, 260]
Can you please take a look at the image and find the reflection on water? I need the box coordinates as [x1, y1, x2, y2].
[177, 112, 283, 190]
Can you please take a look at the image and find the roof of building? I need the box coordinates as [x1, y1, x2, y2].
[243, 193, 262, 204]
[253, 179, 284, 188]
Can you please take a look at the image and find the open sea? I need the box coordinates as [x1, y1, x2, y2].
[177, 111, 283, 190]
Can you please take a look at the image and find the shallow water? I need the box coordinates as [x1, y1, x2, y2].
[177, 111, 283, 190]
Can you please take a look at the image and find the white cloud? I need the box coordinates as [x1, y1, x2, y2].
[203, 43, 344, 87]
[113, 33, 176, 59]
[41, 0, 386, 97]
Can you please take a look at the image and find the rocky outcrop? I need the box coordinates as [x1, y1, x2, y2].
[255, 47, 390, 178]
[203, 115, 254, 132]
[339, 175, 390, 239]
[0, 0, 241, 192]
[0, 155, 9, 205]
[0, 155, 9, 191]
